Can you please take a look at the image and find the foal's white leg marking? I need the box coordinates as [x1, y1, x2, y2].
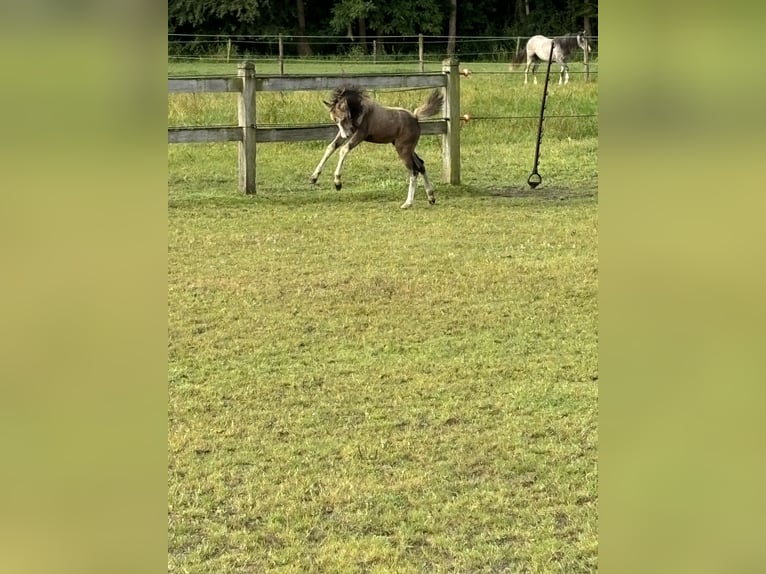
[310, 142, 337, 182]
[333, 144, 351, 189]
[401, 175, 417, 209]
[310, 131, 342, 183]
[421, 171, 435, 204]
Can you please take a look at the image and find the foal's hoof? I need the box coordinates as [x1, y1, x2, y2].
[309, 176, 317, 185]
[334, 182, 342, 191]
[428, 196, 436, 205]
[400, 202, 412, 209]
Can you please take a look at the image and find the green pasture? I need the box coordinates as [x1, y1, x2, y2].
[168, 59, 598, 572]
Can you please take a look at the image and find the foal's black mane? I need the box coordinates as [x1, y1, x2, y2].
[329, 84, 367, 125]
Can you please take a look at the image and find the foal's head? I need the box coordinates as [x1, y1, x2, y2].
[324, 84, 367, 138]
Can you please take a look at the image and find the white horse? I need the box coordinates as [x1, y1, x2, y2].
[511, 32, 590, 85]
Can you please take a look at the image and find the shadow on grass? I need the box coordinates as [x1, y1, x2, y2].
[430, 183, 598, 205]
[170, 181, 431, 209]
[484, 185, 598, 201]
[168, 182, 597, 210]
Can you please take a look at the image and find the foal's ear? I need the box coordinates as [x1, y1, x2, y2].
[323, 100, 332, 108]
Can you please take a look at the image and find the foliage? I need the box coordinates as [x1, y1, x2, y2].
[329, 0, 375, 34]
[168, 0, 263, 28]
[366, 0, 448, 36]
[169, 0, 598, 46]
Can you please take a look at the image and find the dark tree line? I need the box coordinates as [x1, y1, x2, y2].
[168, 0, 597, 56]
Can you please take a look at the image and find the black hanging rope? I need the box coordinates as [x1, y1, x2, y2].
[527, 40, 556, 189]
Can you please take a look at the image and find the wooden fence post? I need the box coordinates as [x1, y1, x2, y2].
[442, 58, 460, 185]
[418, 34, 424, 73]
[583, 37, 590, 83]
[238, 62, 256, 194]
[279, 34, 285, 76]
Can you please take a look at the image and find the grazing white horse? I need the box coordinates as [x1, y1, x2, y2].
[511, 32, 590, 85]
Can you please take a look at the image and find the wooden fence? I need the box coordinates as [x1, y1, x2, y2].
[167, 59, 462, 194]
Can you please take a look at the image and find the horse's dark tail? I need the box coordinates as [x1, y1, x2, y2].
[412, 152, 426, 174]
[413, 90, 444, 119]
[510, 50, 527, 69]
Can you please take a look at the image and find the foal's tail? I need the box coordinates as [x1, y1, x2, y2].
[413, 90, 444, 119]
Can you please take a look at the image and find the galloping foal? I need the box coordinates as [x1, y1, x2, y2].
[309, 85, 444, 209]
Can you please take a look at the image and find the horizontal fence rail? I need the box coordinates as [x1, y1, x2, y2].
[167, 60, 461, 195]
[255, 73, 447, 92]
[166, 73, 448, 94]
[167, 121, 448, 145]
[167, 77, 242, 93]
[168, 127, 243, 144]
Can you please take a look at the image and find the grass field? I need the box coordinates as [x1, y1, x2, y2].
[168, 58, 598, 572]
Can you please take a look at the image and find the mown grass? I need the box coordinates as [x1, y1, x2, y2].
[168, 59, 598, 573]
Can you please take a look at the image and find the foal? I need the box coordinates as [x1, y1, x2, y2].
[309, 85, 444, 209]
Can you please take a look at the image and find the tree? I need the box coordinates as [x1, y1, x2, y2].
[366, 0, 445, 36]
[295, 0, 313, 56]
[447, 0, 457, 57]
[329, 0, 374, 48]
[167, 0, 597, 55]
[168, 0, 265, 34]
[330, 0, 447, 56]
[578, 0, 598, 36]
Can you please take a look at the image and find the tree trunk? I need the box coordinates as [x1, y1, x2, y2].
[514, 0, 526, 22]
[583, 16, 592, 37]
[358, 16, 367, 53]
[376, 33, 384, 56]
[447, 0, 457, 57]
[295, 0, 313, 56]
